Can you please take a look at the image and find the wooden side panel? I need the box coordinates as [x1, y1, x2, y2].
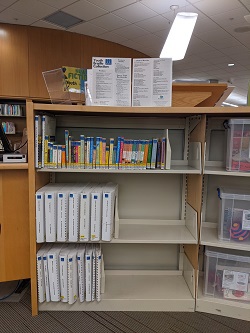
[0, 24, 29, 97]
[185, 115, 206, 271]
[28, 27, 82, 100]
[0, 170, 30, 281]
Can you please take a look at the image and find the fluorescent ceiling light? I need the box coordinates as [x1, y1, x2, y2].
[222, 102, 238, 107]
[160, 12, 198, 61]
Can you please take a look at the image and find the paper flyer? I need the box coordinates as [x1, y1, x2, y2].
[132, 58, 172, 107]
[62, 66, 87, 93]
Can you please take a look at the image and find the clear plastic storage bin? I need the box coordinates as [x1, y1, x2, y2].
[218, 188, 250, 243]
[226, 119, 250, 172]
[204, 248, 250, 302]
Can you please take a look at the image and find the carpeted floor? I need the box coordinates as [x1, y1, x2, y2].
[0, 288, 250, 333]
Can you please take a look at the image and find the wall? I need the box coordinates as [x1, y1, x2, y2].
[0, 23, 147, 100]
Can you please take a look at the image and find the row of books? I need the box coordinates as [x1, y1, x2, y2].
[35, 114, 171, 170]
[36, 182, 118, 243]
[2, 121, 15, 134]
[0, 104, 25, 116]
[37, 243, 103, 304]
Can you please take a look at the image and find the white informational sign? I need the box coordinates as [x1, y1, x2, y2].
[242, 210, 250, 230]
[90, 57, 131, 106]
[132, 58, 172, 107]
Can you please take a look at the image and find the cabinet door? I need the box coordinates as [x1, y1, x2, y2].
[0, 170, 30, 281]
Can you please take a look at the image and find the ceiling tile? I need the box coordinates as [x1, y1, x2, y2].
[132, 33, 165, 51]
[63, 0, 108, 21]
[0, 8, 37, 24]
[69, 21, 107, 36]
[241, 0, 250, 10]
[31, 19, 64, 30]
[90, 13, 130, 30]
[211, 7, 249, 28]
[192, 0, 242, 16]
[221, 45, 249, 56]
[135, 15, 170, 33]
[0, 0, 16, 6]
[113, 24, 149, 39]
[35, 0, 77, 9]
[194, 18, 219, 35]
[154, 28, 170, 39]
[208, 38, 243, 50]
[98, 31, 128, 43]
[194, 27, 231, 42]
[140, 0, 187, 15]
[121, 39, 145, 50]
[113, 2, 156, 23]
[10, 0, 57, 19]
[86, 0, 137, 12]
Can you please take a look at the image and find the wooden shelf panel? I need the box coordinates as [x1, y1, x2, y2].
[39, 272, 194, 312]
[197, 278, 250, 322]
[37, 165, 201, 174]
[204, 166, 250, 177]
[200, 225, 250, 251]
[0, 163, 28, 170]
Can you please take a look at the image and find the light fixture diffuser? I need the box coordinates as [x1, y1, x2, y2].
[160, 12, 198, 61]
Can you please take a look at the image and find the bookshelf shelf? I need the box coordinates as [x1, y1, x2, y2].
[39, 270, 195, 312]
[197, 278, 250, 321]
[112, 221, 197, 244]
[37, 165, 201, 174]
[200, 224, 250, 251]
[204, 166, 250, 177]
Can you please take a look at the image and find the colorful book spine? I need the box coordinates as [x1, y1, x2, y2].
[140, 140, 145, 169]
[57, 145, 62, 168]
[76, 141, 81, 168]
[113, 146, 117, 168]
[65, 130, 69, 167]
[86, 137, 90, 169]
[115, 137, 121, 169]
[80, 135, 85, 169]
[151, 138, 158, 169]
[147, 139, 153, 169]
[95, 137, 101, 169]
[131, 140, 136, 169]
[119, 137, 124, 169]
[161, 138, 166, 170]
[48, 142, 53, 168]
[52, 144, 58, 168]
[156, 139, 161, 169]
[68, 135, 72, 168]
[61, 145, 66, 168]
[44, 135, 49, 168]
[143, 140, 149, 170]
[105, 146, 109, 169]
[89, 137, 94, 169]
[109, 138, 114, 169]
[93, 145, 96, 168]
[101, 138, 106, 169]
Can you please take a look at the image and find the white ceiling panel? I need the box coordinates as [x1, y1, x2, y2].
[69, 21, 107, 36]
[162, 4, 206, 21]
[154, 28, 170, 39]
[192, 0, 242, 16]
[10, 0, 56, 19]
[194, 18, 219, 34]
[209, 38, 243, 50]
[35, 0, 77, 9]
[132, 33, 165, 50]
[0, 8, 37, 25]
[113, 2, 156, 23]
[0, 4, 5, 11]
[238, 0, 250, 10]
[136, 15, 170, 33]
[98, 31, 128, 43]
[31, 19, 64, 30]
[63, 0, 108, 21]
[113, 24, 149, 39]
[211, 7, 250, 28]
[90, 13, 130, 30]
[194, 27, 231, 42]
[221, 45, 249, 56]
[87, 0, 137, 12]
[140, 0, 187, 15]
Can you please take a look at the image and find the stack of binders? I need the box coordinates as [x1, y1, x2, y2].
[35, 182, 118, 243]
[37, 243, 103, 304]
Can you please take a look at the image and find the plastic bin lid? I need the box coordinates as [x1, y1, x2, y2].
[217, 187, 250, 201]
[228, 118, 250, 125]
[205, 248, 250, 263]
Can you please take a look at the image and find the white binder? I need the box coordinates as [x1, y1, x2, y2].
[36, 243, 51, 303]
[68, 246, 79, 305]
[85, 244, 93, 302]
[90, 185, 103, 241]
[68, 184, 87, 242]
[57, 186, 71, 242]
[43, 248, 51, 302]
[59, 244, 72, 303]
[95, 244, 102, 302]
[92, 245, 96, 301]
[36, 183, 56, 243]
[102, 183, 118, 241]
[45, 187, 59, 242]
[77, 245, 86, 303]
[47, 244, 63, 302]
[79, 184, 98, 242]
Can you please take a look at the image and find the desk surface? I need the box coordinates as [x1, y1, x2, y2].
[0, 163, 28, 170]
